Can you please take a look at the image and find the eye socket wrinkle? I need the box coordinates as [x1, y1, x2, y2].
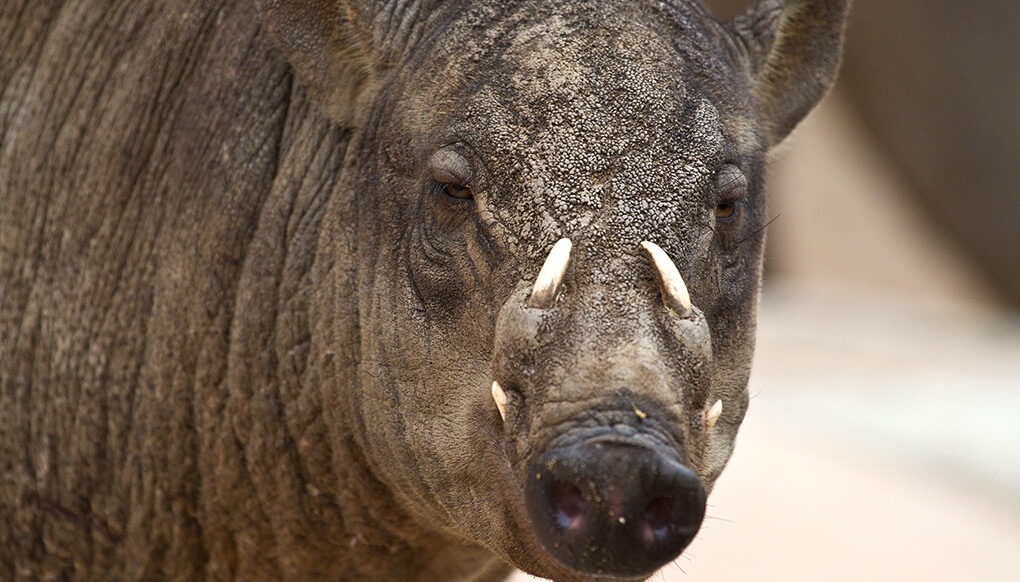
[715, 172, 745, 195]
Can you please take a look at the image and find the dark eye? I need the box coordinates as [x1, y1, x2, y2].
[442, 183, 474, 200]
[714, 164, 748, 223]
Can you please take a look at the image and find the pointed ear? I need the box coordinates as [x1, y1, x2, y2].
[259, 0, 383, 125]
[730, 0, 851, 146]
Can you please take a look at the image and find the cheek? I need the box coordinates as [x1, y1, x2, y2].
[697, 207, 765, 351]
[705, 250, 761, 339]
[366, 179, 504, 365]
[411, 217, 480, 313]
[399, 211, 503, 357]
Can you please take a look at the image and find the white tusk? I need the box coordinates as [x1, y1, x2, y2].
[492, 381, 508, 421]
[641, 241, 693, 318]
[705, 399, 723, 430]
[528, 238, 572, 308]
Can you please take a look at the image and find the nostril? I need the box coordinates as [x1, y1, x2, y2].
[643, 496, 677, 544]
[642, 488, 704, 545]
[552, 482, 586, 531]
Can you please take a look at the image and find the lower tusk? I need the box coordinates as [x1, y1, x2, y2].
[492, 381, 508, 421]
[705, 399, 723, 430]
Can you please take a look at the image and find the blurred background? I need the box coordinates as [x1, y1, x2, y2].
[514, 1, 1020, 579]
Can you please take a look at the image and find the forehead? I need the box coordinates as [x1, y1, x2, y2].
[470, 10, 726, 172]
[452, 8, 726, 251]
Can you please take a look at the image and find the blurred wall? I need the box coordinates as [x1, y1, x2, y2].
[703, 0, 1020, 307]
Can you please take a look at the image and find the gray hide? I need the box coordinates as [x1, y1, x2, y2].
[0, 0, 848, 580]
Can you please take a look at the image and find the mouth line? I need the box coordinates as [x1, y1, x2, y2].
[546, 423, 685, 463]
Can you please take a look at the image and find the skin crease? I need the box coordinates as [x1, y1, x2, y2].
[0, 0, 847, 581]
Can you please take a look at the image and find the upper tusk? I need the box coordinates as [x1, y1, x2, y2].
[528, 238, 572, 308]
[641, 241, 693, 318]
[492, 381, 508, 421]
[705, 399, 723, 430]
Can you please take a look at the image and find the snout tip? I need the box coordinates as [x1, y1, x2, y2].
[524, 441, 706, 578]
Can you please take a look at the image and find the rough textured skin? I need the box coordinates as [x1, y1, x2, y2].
[0, 0, 848, 580]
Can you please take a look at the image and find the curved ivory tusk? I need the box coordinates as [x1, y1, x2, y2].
[705, 399, 723, 430]
[491, 381, 508, 421]
[641, 241, 693, 318]
[528, 238, 572, 308]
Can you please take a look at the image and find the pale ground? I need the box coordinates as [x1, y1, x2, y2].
[510, 91, 1020, 581]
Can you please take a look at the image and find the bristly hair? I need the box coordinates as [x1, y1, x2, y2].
[737, 212, 781, 247]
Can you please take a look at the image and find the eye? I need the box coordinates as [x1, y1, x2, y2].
[442, 183, 474, 200]
[429, 148, 475, 203]
[714, 164, 748, 223]
[715, 200, 737, 220]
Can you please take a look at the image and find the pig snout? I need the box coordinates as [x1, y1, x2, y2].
[493, 239, 714, 577]
[524, 439, 706, 578]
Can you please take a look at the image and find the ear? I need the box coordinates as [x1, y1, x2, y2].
[729, 0, 851, 146]
[259, 0, 386, 125]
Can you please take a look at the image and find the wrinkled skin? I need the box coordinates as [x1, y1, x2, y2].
[0, 0, 847, 580]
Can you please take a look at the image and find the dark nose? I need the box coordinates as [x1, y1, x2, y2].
[524, 441, 706, 578]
